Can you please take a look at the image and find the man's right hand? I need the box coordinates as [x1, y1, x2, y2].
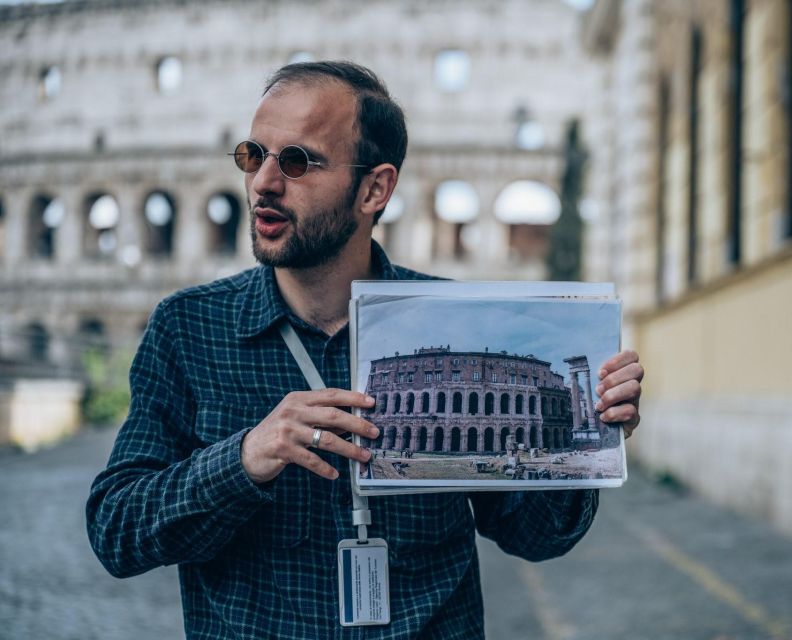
[240, 389, 379, 484]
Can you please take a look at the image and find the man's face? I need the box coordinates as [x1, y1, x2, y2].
[245, 81, 363, 269]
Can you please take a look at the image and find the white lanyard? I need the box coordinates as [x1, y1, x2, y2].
[278, 320, 372, 543]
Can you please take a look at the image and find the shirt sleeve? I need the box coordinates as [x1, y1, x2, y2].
[85, 300, 271, 579]
[469, 489, 599, 562]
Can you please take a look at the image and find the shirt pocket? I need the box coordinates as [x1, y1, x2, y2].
[193, 401, 312, 549]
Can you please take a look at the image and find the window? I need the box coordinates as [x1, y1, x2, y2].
[453, 358, 460, 365]
[472, 359, 477, 365]
[144, 191, 176, 257]
[85, 194, 120, 258]
[509, 374, 517, 385]
[435, 371, 443, 382]
[521, 375, 528, 385]
[532, 376, 539, 386]
[434, 50, 470, 93]
[381, 373, 388, 384]
[398, 373, 405, 384]
[424, 372, 433, 383]
[472, 371, 480, 381]
[491, 373, 498, 383]
[435, 358, 443, 366]
[207, 193, 241, 255]
[452, 371, 461, 382]
[39, 66, 61, 101]
[407, 372, 414, 383]
[156, 56, 183, 94]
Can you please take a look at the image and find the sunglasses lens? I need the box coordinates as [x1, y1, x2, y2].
[278, 146, 309, 179]
[233, 141, 262, 173]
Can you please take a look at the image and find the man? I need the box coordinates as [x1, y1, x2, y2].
[87, 61, 643, 639]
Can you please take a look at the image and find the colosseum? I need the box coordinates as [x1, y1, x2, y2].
[362, 346, 610, 454]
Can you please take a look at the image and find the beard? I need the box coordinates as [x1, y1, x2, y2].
[249, 186, 359, 269]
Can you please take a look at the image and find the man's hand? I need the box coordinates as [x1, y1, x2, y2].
[240, 389, 379, 484]
[594, 350, 643, 438]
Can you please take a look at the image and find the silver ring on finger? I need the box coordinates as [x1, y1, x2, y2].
[310, 427, 323, 449]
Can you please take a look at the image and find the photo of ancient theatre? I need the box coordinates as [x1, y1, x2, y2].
[352, 290, 624, 487]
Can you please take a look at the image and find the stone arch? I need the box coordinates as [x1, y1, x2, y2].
[515, 427, 525, 445]
[406, 392, 415, 414]
[84, 192, 120, 259]
[29, 194, 61, 259]
[393, 393, 401, 414]
[386, 426, 397, 449]
[484, 427, 495, 452]
[553, 428, 561, 449]
[436, 392, 446, 413]
[516, 394, 524, 414]
[79, 318, 108, 354]
[530, 426, 539, 448]
[551, 398, 558, 415]
[564, 429, 572, 448]
[452, 391, 463, 413]
[500, 393, 510, 414]
[402, 426, 412, 450]
[485, 392, 494, 415]
[433, 179, 480, 260]
[421, 391, 430, 413]
[379, 393, 388, 414]
[450, 427, 461, 452]
[542, 427, 550, 448]
[433, 427, 444, 451]
[206, 192, 241, 255]
[494, 180, 561, 261]
[541, 397, 548, 415]
[499, 427, 510, 451]
[468, 392, 479, 415]
[529, 395, 537, 414]
[143, 190, 177, 257]
[466, 427, 478, 452]
[418, 426, 428, 451]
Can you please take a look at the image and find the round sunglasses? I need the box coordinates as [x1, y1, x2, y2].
[229, 140, 368, 179]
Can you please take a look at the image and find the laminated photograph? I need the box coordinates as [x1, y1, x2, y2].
[349, 281, 626, 495]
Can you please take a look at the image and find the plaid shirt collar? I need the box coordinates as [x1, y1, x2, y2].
[235, 240, 398, 339]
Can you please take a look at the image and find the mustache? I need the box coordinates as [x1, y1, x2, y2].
[249, 197, 296, 221]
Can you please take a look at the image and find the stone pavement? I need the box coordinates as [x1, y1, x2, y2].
[1, 427, 791, 640]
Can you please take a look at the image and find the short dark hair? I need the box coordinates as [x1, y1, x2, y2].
[263, 60, 407, 224]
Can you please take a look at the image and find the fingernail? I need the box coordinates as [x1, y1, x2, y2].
[365, 395, 375, 404]
[363, 448, 372, 460]
[596, 401, 604, 411]
[596, 384, 604, 395]
[331, 470, 339, 479]
[369, 427, 380, 438]
[599, 369, 607, 379]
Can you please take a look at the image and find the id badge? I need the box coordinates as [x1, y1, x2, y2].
[337, 538, 390, 626]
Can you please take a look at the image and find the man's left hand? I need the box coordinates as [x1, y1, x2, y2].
[594, 350, 643, 438]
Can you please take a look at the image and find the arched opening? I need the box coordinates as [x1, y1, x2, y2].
[452, 392, 463, 414]
[421, 392, 430, 413]
[79, 318, 108, 355]
[494, 180, 561, 261]
[530, 426, 539, 448]
[551, 398, 558, 415]
[434, 180, 480, 260]
[468, 392, 479, 415]
[433, 427, 444, 452]
[386, 427, 397, 449]
[379, 393, 388, 414]
[542, 427, 550, 449]
[207, 193, 241, 255]
[516, 427, 525, 445]
[450, 428, 461, 452]
[27, 322, 49, 362]
[516, 394, 524, 414]
[554, 429, 561, 449]
[564, 430, 572, 448]
[29, 195, 63, 259]
[85, 193, 120, 259]
[402, 427, 412, 450]
[500, 393, 510, 414]
[529, 396, 537, 414]
[484, 428, 495, 452]
[406, 392, 415, 414]
[466, 427, 478, 452]
[499, 427, 510, 451]
[484, 393, 494, 416]
[393, 393, 401, 413]
[541, 397, 548, 415]
[418, 427, 428, 451]
[143, 191, 176, 257]
[436, 392, 446, 413]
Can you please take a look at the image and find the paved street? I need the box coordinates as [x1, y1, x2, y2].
[1, 427, 791, 640]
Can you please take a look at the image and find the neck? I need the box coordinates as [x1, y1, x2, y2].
[275, 239, 376, 336]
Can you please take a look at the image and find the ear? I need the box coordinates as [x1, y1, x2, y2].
[357, 164, 398, 220]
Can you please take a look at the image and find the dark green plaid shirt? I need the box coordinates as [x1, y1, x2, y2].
[86, 242, 598, 639]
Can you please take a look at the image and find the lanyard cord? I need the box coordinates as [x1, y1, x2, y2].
[278, 320, 371, 543]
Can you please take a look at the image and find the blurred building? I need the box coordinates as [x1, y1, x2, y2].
[0, 0, 600, 382]
[583, 0, 792, 534]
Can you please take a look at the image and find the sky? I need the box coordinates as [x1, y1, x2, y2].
[355, 295, 621, 396]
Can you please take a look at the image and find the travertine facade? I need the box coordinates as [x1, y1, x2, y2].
[584, 0, 792, 534]
[0, 0, 603, 380]
[362, 346, 611, 453]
